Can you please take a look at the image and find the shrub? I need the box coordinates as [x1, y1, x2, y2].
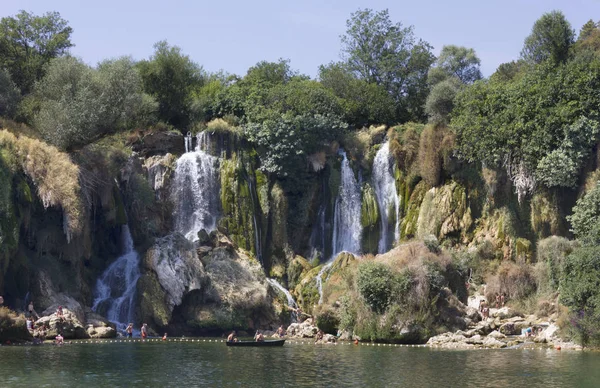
[315, 308, 340, 334]
[356, 261, 394, 313]
[0, 307, 30, 342]
[423, 234, 441, 254]
[536, 236, 574, 292]
[485, 262, 536, 302]
[0, 68, 20, 118]
[568, 182, 600, 245]
[417, 125, 444, 186]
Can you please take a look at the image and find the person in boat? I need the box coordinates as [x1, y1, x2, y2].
[254, 330, 264, 342]
[227, 331, 238, 342]
[277, 326, 286, 338]
[125, 323, 133, 338]
[141, 323, 148, 339]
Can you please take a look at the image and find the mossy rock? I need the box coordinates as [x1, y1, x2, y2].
[269, 263, 286, 279]
[515, 238, 532, 263]
[137, 273, 171, 329]
[287, 255, 312, 290]
[361, 183, 380, 254]
[293, 266, 322, 313]
[400, 181, 428, 239]
[530, 192, 562, 239]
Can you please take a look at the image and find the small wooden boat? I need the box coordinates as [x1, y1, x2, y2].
[226, 339, 285, 347]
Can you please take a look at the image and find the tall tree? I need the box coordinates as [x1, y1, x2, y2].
[428, 45, 482, 85]
[137, 41, 204, 128]
[0, 11, 73, 94]
[0, 68, 20, 117]
[521, 10, 575, 64]
[340, 8, 434, 122]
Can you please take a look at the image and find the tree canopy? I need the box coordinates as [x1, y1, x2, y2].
[0, 11, 73, 94]
[521, 10, 575, 64]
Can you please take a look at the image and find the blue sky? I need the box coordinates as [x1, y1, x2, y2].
[3, 0, 599, 77]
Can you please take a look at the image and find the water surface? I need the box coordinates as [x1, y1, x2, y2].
[0, 340, 597, 387]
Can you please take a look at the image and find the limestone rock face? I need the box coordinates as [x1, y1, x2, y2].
[147, 233, 206, 311]
[144, 153, 176, 200]
[415, 181, 472, 241]
[84, 311, 117, 338]
[286, 319, 319, 338]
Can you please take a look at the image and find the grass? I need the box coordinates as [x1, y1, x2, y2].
[0, 130, 83, 239]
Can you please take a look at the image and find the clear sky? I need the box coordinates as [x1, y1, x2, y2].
[3, 0, 599, 78]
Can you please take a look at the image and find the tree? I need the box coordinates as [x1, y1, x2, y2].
[568, 182, 600, 245]
[340, 8, 435, 122]
[0, 68, 20, 117]
[33, 56, 156, 150]
[521, 10, 575, 64]
[0, 11, 73, 94]
[319, 62, 396, 126]
[424, 77, 461, 125]
[428, 45, 482, 85]
[137, 41, 204, 128]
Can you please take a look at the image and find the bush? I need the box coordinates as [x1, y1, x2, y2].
[568, 182, 600, 245]
[0, 68, 20, 118]
[0, 307, 30, 343]
[485, 262, 536, 302]
[536, 236, 575, 292]
[423, 234, 440, 254]
[417, 126, 445, 186]
[315, 308, 340, 335]
[356, 261, 394, 313]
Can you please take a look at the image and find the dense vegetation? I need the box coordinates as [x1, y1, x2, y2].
[2, 8, 600, 346]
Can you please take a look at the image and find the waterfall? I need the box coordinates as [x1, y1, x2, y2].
[316, 149, 362, 304]
[92, 225, 140, 331]
[172, 132, 220, 241]
[184, 132, 192, 153]
[267, 278, 298, 321]
[331, 150, 362, 257]
[372, 142, 401, 253]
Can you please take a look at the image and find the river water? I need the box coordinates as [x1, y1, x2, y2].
[0, 340, 597, 387]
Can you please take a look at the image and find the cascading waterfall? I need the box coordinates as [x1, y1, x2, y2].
[172, 132, 220, 241]
[316, 149, 362, 304]
[92, 225, 140, 331]
[184, 132, 193, 153]
[266, 278, 298, 321]
[372, 142, 401, 253]
[331, 150, 362, 256]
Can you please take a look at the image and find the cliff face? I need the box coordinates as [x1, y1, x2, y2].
[0, 126, 581, 336]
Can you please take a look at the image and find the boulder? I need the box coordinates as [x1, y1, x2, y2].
[87, 325, 116, 339]
[488, 330, 506, 340]
[144, 154, 176, 200]
[287, 319, 319, 338]
[482, 336, 506, 349]
[491, 307, 519, 320]
[34, 308, 88, 339]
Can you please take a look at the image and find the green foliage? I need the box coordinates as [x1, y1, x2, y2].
[452, 56, 600, 190]
[356, 261, 394, 313]
[428, 45, 482, 85]
[33, 56, 156, 150]
[0, 11, 73, 94]
[424, 77, 461, 124]
[244, 114, 347, 177]
[521, 10, 575, 64]
[341, 8, 435, 122]
[138, 41, 204, 128]
[536, 236, 574, 292]
[315, 309, 340, 334]
[318, 62, 396, 126]
[0, 68, 20, 117]
[560, 245, 600, 347]
[568, 182, 600, 245]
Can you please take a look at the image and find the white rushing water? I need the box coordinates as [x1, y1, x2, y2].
[92, 225, 140, 331]
[317, 150, 363, 304]
[372, 142, 401, 253]
[331, 150, 362, 256]
[267, 278, 298, 321]
[172, 132, 220, 241]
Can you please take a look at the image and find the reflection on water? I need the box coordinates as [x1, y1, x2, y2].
[0, 341, 598, 387]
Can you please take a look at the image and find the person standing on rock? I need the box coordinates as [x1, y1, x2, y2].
[500, 293, 506, 307]
[141, 323, 148, 339]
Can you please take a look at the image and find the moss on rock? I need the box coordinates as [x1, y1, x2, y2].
[361, 183, 380, 254]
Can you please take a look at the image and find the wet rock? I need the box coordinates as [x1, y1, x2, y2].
[197, 229, 211, 246]
[144, 154, 176, 200]
[488, 330, 506, 340]
[132, 130, 185, 157]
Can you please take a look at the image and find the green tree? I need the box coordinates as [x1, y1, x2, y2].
[340, 8, 435, 122]
[356, 261, 394, 313]
[137, 41, 204, 128]
[428, 45, 482, 85]
[521, 10, 575, 64]
[424, 77, 461, 125]
[560, 246, 600, 347]
[318, 62, 396, 126]
[0, 68, 20, 117]
[33, 56, 156, 150]
[568, 183, 600, 245]
[0, 11, 73, 94]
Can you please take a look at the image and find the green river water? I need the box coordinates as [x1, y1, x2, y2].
[0, 339, 598, 387]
